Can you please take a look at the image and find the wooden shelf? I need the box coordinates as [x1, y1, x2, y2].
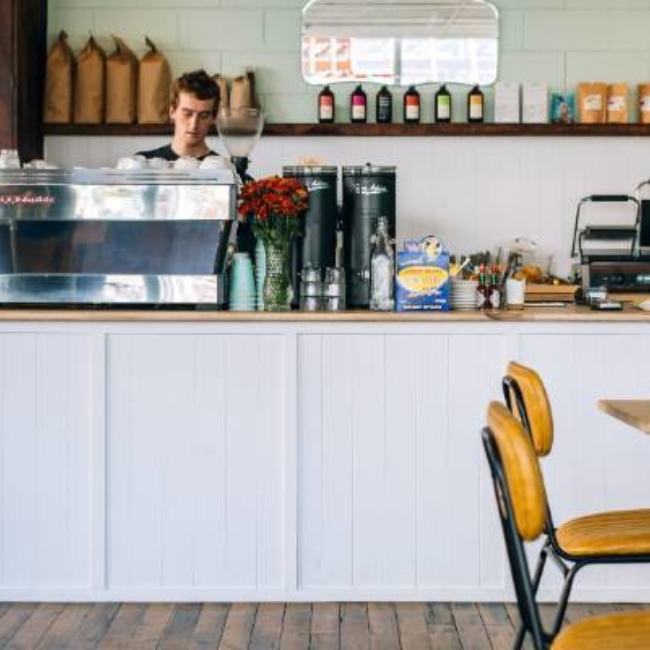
[43, 122, 650, 137]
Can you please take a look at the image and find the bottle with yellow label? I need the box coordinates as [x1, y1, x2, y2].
[468, 85, 484, 123]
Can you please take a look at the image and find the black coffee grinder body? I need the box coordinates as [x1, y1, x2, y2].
[283, 166, 339, 303]
[342, 165, 396, 308]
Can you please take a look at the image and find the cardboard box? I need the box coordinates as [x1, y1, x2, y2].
[523, 83, 549, 124]
[495, 82, 520, 123]
[395, 237, 450, 312]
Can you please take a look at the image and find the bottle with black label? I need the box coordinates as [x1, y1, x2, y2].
[350, 85, 367, 123]
[318, 85, 335, 123]
[467, 84, 484, 123]
[376, 86, 393, 123]
[403, 85, 421, 124]
[435, 84, 452, 123]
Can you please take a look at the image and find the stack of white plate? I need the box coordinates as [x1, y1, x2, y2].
[450, 278, 479, 311]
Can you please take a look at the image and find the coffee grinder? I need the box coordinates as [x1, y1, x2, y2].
[282, 166, 339, 306]
[216, 107, 264, 182]
[342, 164, 396, 308]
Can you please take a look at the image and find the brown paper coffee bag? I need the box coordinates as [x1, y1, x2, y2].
[229, 70, 259, 110]
[214, 74, 229, 111]
[607, 83, 629, 124]
[138, 37, 171, 124]
[74, 35, 105, 124]
[44, 31, 75, 124]
[639, 84, 650, 124]
[577, 82, 607, 124]
[106, 36, 138, 124]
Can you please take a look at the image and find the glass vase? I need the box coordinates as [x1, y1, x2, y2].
[263, 241, 293, 311]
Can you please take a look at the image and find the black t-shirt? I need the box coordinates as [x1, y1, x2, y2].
[136, 144, 218, 161]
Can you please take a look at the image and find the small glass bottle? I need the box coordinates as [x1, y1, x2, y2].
[468, 84, 484, 123]
[477, 265, 490, 310]
[435, 85, 452, 123]
[318, 85, 335, 123]
[350, 85, 368, 123]
[370, 216, 395, 311]
[489, 265, 501, 309]
[376, 86, 393, 123]
[404, 85, 421, 124]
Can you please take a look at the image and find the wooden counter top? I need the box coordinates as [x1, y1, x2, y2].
[0, 304, 648, 322]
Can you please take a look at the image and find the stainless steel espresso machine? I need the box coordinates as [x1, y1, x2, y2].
[571, 192, 650, 291]
[0, 168, 237, 307]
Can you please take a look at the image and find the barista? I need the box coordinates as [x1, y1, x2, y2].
[137, 69, 221, 161]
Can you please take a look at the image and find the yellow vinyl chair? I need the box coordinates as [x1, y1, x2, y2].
[502, 362, 650, 648]
[482, 401, 650, 650]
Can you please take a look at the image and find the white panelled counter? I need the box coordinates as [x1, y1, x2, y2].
[2, 307, 650, 602]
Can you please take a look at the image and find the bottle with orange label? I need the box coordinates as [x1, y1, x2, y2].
[403, 85, 421, 124]
[467, 85, 485, 123]
[318, 85, 335, 123]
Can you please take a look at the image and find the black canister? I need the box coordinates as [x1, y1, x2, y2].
[282, 165, 339, 305]
[342, 164, 396, 308]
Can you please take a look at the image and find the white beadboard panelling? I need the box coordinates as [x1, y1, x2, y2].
[517, 333, 650, 597]
[298, 333, 506, 591]
[106, 334, 286, 590]
[0, 334, 94, 588]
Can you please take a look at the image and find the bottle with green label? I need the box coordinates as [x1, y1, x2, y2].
[435, 84, 452, 123]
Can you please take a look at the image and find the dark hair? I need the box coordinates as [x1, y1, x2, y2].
[171, 69, 220, 113]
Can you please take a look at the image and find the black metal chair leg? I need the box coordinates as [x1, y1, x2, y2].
[513, 545, 549, 650]
[550, 563, 582, 637]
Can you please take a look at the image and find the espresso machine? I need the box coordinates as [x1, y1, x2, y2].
[0, 168, 237, 306]
[342, 164, 396, 308]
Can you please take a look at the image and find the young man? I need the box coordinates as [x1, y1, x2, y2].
[138, 69, 220, 161]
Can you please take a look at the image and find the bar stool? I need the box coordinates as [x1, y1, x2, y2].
[483, 401, 650, 650]
[502, 362, 650, 648]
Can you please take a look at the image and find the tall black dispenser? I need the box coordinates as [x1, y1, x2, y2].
[342, 164, 396, 308]
[282, 165, 339, 301]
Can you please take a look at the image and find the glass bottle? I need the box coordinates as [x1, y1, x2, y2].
[376, 86, 393, 123]
[350, 85, 368, 123]
[318, 85, 335, 123]
[404, 85, 421, 124]
[468, 84, 484, 123]
[370, 216, 395, 311]
[489, 266, 501, 309]
[477, 265, 490, 310]
[435, 84, 452, 123]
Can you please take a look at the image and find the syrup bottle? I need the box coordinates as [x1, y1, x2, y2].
[350, 85, 367, 123]
[403, 85, 421, 124]
[435, 84, 452, 123]
[376, 86, 393, 123]
[318, 85, 335, 123]
[468, 85, 485, 123]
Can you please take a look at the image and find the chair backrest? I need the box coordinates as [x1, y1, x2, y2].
[503, 361, 554, 457]
[483, 401, 551, 649]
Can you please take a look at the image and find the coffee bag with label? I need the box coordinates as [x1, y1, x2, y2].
[106, 36, 138, 124]
[639, 84, 650, 124]
[213, 74, 229, 112]
[74, 35, 106, 124]
[44, 31, 75, 124]
[577, 82, 607, 124]
[230, 70, 258, 110]
[138, 37, 171, 124]
[607, 83, 629, 124]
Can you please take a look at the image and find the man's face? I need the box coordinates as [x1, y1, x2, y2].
[170, 91, 216, 148]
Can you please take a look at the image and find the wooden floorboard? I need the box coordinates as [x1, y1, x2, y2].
[0, 602, 645, 649]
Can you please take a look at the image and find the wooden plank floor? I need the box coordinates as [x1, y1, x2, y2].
[0, 602, 644, 649]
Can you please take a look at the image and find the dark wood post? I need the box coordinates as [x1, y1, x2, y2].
[0, 0, 48, 162]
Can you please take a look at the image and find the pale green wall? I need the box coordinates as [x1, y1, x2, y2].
[48, 0, 650, 123]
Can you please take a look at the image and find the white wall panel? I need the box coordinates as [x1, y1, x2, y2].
[0, 334, 95, 589]
[298, 333, 506, 592]
[106, 334, 287, 591]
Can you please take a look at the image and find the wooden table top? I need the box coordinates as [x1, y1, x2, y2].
[598, 400, 650, 434]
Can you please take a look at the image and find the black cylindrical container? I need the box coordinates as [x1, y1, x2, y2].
[282, 165, 339, 305]
[342, 164, 396, 308]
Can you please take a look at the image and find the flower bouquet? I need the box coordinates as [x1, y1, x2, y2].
[238, 176, 309, 310]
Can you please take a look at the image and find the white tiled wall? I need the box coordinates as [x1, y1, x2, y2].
[45, 0, 650, 272]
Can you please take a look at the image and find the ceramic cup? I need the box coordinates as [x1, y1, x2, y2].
[506, 278, 526, 309]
